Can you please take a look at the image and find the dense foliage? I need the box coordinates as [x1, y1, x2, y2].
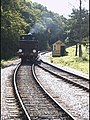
[1, 0, 89, 59]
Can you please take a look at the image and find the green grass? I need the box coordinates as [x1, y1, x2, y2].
[49, 45, 89, 74]
[1, 57, 18, 68]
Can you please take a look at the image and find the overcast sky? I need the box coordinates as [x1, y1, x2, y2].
[31, 0, 89, 18]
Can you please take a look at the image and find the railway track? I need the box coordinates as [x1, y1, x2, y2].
[34, 61, 89, 120]
[13, 63, 75, 120]
[37, 60, 89, 92]
[1, 62, 27, 119]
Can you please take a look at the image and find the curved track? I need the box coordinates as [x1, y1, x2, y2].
[13, 63, 31, 120]
[34, 63, 89, 120]
[13, 63, 75, 120]
[37, 60, 89, 92]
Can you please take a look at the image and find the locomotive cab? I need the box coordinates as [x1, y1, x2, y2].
[17, 33, 38, 63]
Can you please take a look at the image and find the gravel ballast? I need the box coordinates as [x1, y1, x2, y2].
[1, 59, 21, 119]
[1, 53, 89, 120]
[35, 66, 89, 120]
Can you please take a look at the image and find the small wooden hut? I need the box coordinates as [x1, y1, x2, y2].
[52, 40, 65, 57]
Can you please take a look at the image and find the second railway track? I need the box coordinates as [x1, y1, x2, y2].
[34, 61, 89, 120]
[14, 63, 75, 120]
[37, 60, 89, 92]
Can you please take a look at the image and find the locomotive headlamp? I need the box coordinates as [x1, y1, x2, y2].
[33, 49, 36, 53]
[19, 49, 22, 52]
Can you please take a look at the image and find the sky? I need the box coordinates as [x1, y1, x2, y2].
[31, 0, 89, 18]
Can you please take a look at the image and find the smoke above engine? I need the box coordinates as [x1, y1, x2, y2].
[28, 13, 65, 44]
[29, 23, 46, 34]
[28, 14, 55, 34]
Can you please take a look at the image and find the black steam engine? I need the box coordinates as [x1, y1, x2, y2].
[16, 33, 38, 63]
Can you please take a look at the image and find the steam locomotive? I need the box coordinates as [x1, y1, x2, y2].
[16, 33, 38, 63]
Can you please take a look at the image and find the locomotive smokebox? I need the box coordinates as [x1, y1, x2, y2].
[16, 33, 38, 63]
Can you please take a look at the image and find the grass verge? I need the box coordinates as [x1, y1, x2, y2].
[49, 45, 89, 74]
[1, 57, 18, 68]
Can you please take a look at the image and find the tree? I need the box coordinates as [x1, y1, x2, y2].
[1, 3, 28, 59]
[67, 8, 89, 57]
[1, 0, 68, 59]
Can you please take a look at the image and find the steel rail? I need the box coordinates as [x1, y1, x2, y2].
[37, 60, 89, 92]
[32, 64, 76, 120]
[13, 63, 31, 120]
[37, 63, 89, 92]
[41, 60, 89, 81]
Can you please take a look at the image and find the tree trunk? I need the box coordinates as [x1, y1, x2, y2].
[79, 44, 82, 57]
[75, 44, 78, 56]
